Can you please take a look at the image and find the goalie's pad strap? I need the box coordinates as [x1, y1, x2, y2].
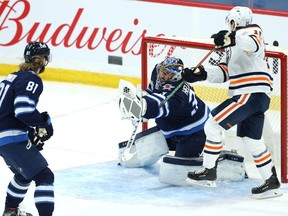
[162, 150, 244, 166]
[135, 126, 160, 139]
[218, 150, 244, 162]
[163, 155, 202, 166]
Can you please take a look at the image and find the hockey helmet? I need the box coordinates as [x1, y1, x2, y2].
[158, 57, 184, 82]
[225, 6, 253, 31]
[24, 41, 51, 64]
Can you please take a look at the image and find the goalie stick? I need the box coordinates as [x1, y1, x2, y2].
[159, 48, 215, 108]
[120, 81, 144, 162]
[121, 119, 141, 161]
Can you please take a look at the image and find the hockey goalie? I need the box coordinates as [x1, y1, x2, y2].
[117, 57, 246, 185]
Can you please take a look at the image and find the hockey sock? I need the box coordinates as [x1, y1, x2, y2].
[243, 137, 273, 179]
[203, 140, 223, 169]
[5, 176, 31, 208]
[34, 184, 54, 216]
[203, 117, 223, 169]
[33, 167, 55, 216]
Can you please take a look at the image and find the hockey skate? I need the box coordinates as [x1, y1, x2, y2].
[252, 166, 283, 199]
[186, 166, 217, 187]
[2, 207, 33, 216]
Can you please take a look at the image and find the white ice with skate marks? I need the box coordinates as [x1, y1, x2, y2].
[0, 80, 287, 216]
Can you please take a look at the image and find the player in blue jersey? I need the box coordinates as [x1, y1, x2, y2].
[0, 42, 54, 216]
[142, 57, 210, 157]
[119, 57, 210, 158]
[182, 6, 282, 199]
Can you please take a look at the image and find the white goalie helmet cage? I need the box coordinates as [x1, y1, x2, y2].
[158, 57, 184, 82]
[225, 6, 253, 31]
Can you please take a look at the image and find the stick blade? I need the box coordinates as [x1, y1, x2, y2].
[121, 149, 137, 161]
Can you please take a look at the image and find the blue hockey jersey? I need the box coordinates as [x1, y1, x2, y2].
[142, 65, 210, 138]
[0, 70, 46, 146]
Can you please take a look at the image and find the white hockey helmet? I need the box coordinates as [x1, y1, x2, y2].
[225, 6, 253, 31]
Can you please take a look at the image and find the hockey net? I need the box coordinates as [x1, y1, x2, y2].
[141, 36, 288, 183]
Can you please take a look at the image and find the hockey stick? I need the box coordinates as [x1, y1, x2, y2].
[159, 48, 215, 108]
[121, 119, 141, 161]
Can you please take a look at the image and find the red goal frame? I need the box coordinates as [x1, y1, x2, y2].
[141, 36, 288, 183]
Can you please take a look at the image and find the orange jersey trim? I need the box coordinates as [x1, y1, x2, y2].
[215, 94, 249, 122]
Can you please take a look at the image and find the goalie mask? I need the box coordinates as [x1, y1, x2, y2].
[158, 57, 184, 82]
[225, 6, 252, 31]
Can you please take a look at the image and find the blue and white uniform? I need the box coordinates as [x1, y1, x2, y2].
[0, 71, 46, 147]
[142, 64, 210, 157]
[0, 70, 54, 215]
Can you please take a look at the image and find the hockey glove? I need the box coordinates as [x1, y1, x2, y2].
[119, 93, 146, 121]
[28, 127, 45, 151]
[35, 112, 54, 142]
[181, 65, 207, 83]
[211, 30, 236, 49]
[118, 80, 147, 121]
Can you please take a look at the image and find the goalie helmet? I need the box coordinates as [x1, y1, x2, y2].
[158, 57, 184, 82]
[225, 6, 252, 31]
[24, 41, 51, 64]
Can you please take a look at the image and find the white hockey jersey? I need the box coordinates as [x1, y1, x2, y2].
[205, 24, 273, 96]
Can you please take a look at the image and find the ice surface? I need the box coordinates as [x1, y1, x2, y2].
[0, 80, 287, 216]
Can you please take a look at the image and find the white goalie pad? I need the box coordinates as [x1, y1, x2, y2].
[118, 79, 146, 121]
[118, 126, 169, 168]
[159, 150, 245, 186]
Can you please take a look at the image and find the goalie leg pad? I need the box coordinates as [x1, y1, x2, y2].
[118, 126, 169, 168]
[159, 150, 245, 186]
[159, 155, 202, 186]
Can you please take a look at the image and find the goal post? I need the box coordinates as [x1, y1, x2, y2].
[141, 36, 288, 183]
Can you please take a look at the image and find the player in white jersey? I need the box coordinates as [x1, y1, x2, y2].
[181, 6, 282, 199]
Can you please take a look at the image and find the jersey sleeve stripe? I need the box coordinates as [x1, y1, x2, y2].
[15, 107, 36, 117]
[218, 64, 229, 82]
[249, 35, 260, 52]
[14, 96, 36, 106]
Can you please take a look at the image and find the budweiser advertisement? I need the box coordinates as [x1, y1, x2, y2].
[0, 0, 287, 78]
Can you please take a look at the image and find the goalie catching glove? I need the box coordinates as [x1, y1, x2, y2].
[181, 65, 207, 83]
[28, 112, 54, 150]
[118, 80, 147, 121]
[211, 30, 236, 49]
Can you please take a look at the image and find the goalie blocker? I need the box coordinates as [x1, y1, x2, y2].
[118, 126, 169, 168]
